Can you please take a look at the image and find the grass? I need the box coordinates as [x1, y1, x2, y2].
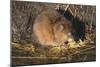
[11, 38, 96, 65]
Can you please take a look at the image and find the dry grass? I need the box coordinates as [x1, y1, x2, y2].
[11, 38, 96, 65]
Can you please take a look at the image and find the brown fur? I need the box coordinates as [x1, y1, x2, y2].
[33, 9, 74, 47]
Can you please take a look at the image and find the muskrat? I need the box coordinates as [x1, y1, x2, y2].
[33, 9, 75, 47]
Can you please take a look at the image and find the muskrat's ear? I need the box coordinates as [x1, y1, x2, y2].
[55, 24, 64, 31]
[59, 24, 64, 31]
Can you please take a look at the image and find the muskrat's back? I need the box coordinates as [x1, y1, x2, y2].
[33, 9, 74, 47]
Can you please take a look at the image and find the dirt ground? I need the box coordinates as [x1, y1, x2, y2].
[11, 0, 96, 66]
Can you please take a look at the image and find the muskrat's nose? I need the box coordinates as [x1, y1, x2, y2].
[64, 41, 69, 44]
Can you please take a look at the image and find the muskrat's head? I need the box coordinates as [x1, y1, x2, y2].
[53, 17, 75, 46]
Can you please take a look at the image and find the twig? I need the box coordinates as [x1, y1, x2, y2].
[12, 56, 66, 59]
[70, 46, 95, 56]
[68, 7, 74, 16]
[63, 5, 69, 15]
[55, 4, 61, 10]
